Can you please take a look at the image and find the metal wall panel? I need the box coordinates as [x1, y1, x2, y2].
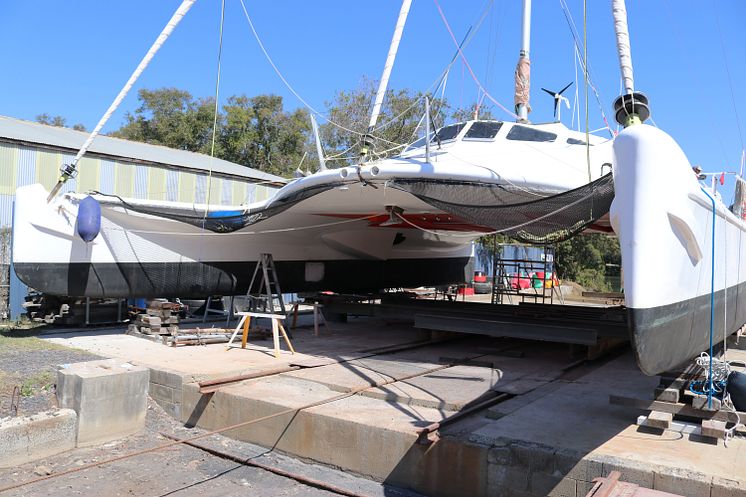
[194, 174, 206, 204]
[77, 157, 100, 194]
[148, 167, 166, 200]
[179, 171, 196, 203]
[99, 160, 116, 194]
[0, 194, 13, 229]
[0, 144, 17, 195]
[36, 149, 61, 190]
[134, 165, 148, 199]
[166, 169, 179, 202]
[222, 177, 233, 205]
[114, 162, 134, 198]
[15, 146, 36, 188]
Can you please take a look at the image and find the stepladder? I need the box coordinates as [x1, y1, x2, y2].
[226, 253, 295, 358]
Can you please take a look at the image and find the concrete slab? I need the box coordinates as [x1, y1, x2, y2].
[57, 358, 149, 446]
[0, 409, 76, 468]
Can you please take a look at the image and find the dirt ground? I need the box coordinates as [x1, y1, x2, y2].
[0, 327, 420, 497]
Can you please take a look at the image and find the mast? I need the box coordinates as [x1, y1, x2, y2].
[360, 0, 412, 161]
[610, 0, 650, 128]
[514, 0, 531, 122]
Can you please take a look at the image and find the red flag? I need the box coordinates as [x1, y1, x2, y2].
[720, 172, 725, 185]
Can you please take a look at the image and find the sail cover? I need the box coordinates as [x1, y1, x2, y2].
[390, 173, 614, 244]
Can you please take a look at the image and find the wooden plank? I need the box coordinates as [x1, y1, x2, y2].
[609, 395, 745, 422]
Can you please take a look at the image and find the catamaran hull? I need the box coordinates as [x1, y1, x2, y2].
[13, 258, 471, 298]
[611, 124, 746, 375]
[13, 181, 478, 298]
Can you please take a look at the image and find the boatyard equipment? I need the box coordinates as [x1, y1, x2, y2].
[226, 254, 295, 358]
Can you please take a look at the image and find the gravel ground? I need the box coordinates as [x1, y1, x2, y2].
[0, 397, 421, 497]
[0, 332, 101, 417]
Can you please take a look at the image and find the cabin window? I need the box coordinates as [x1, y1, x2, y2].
[566, 137, 590, 145]
[433, 123, 466, 142]
[464, 121, 503, 140]
[506, 125, 557, 142]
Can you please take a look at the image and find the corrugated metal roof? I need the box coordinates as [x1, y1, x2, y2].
[0, 115, 285, 186]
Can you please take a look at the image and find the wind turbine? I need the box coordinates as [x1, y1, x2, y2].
[541, 82, 573, 122]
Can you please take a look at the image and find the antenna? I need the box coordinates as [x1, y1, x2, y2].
[541, 82, 573, 122]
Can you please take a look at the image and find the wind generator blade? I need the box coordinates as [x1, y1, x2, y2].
[541, 88, 556, 97]
[46, 0, 196, 203]
[558, 81, 573, 95]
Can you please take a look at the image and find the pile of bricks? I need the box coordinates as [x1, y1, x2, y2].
[128, 301, 180, 336]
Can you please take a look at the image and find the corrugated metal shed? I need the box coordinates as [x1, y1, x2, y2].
[0, 115, 285, 186]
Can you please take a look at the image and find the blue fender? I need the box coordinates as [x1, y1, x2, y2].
[77, 196, 101, 242]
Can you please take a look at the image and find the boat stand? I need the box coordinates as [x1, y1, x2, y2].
[226, 254, 295, 358]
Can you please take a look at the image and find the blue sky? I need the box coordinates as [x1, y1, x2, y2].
[1, 1, 744, 194]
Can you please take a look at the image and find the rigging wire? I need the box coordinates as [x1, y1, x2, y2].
[204, 0, 226, 216]
[558, 0, 613, 137]
[583, 0, 591, 182]
[432, 0, 518, 120]
[712, 0, 745, 157]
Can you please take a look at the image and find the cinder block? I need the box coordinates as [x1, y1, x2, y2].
[530, 472, 567, 496]
[548, 477, 577, 497]
[488, 444, 512, 465]
[712, 477, 746, 497]
[555, 449, 604, 483]
[0, 409, 77, 468]
[511, 441, 555, 473]
[654, 466, 713, 497]
[601, 455, 655, 488]
[487, 463, 529, 492]
[57, 359, 149, 446]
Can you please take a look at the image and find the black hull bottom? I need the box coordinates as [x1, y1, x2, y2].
[629, 279, 746, 375]
[14, 257, 473, 298]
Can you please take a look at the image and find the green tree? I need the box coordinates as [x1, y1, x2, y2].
[554, 234, 621, 291]
[112, 88, 311, 177]
[35, 113, 86, 131]
[320, 78, 449, 165]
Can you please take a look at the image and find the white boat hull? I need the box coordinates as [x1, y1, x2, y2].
[611, 125, 746, 375]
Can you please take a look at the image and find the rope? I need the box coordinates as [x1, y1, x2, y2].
[432, 0, 518, 120]
[712, 0, 745, 155]
[237, 0, 363, 138]
[583, 0, 591, 183]
[46, 0, 196, 202]
[701, 187, 717, 409]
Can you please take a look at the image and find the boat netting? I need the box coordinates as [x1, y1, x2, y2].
[389, 173, 614, 244]
[90, 173, 613, 243]
[91, 181, 343, 233]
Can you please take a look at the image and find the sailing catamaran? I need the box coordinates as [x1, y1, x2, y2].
[12, 0, 614, 298]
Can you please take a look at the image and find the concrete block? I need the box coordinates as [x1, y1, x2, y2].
[654, 386, 680, 403]
[487, 462, 529, 493]
[555, 449, 604, 483]
[488, 444, 512, 466]
[548, 477, 577, 497]
[150, 383, 174, 404]
[712, 477, 746, 497]
[530, 472, 569, 496]
[0, 409, 76, 468]
[149, 368, 183, 389]
[511, 441, 555, 473]
[57, 359, 149, 447]
[647, 411, 673, 429]
[702, 419, 727, 439]
[654, 466, 712, 497]
[601, 455, 655, 488]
